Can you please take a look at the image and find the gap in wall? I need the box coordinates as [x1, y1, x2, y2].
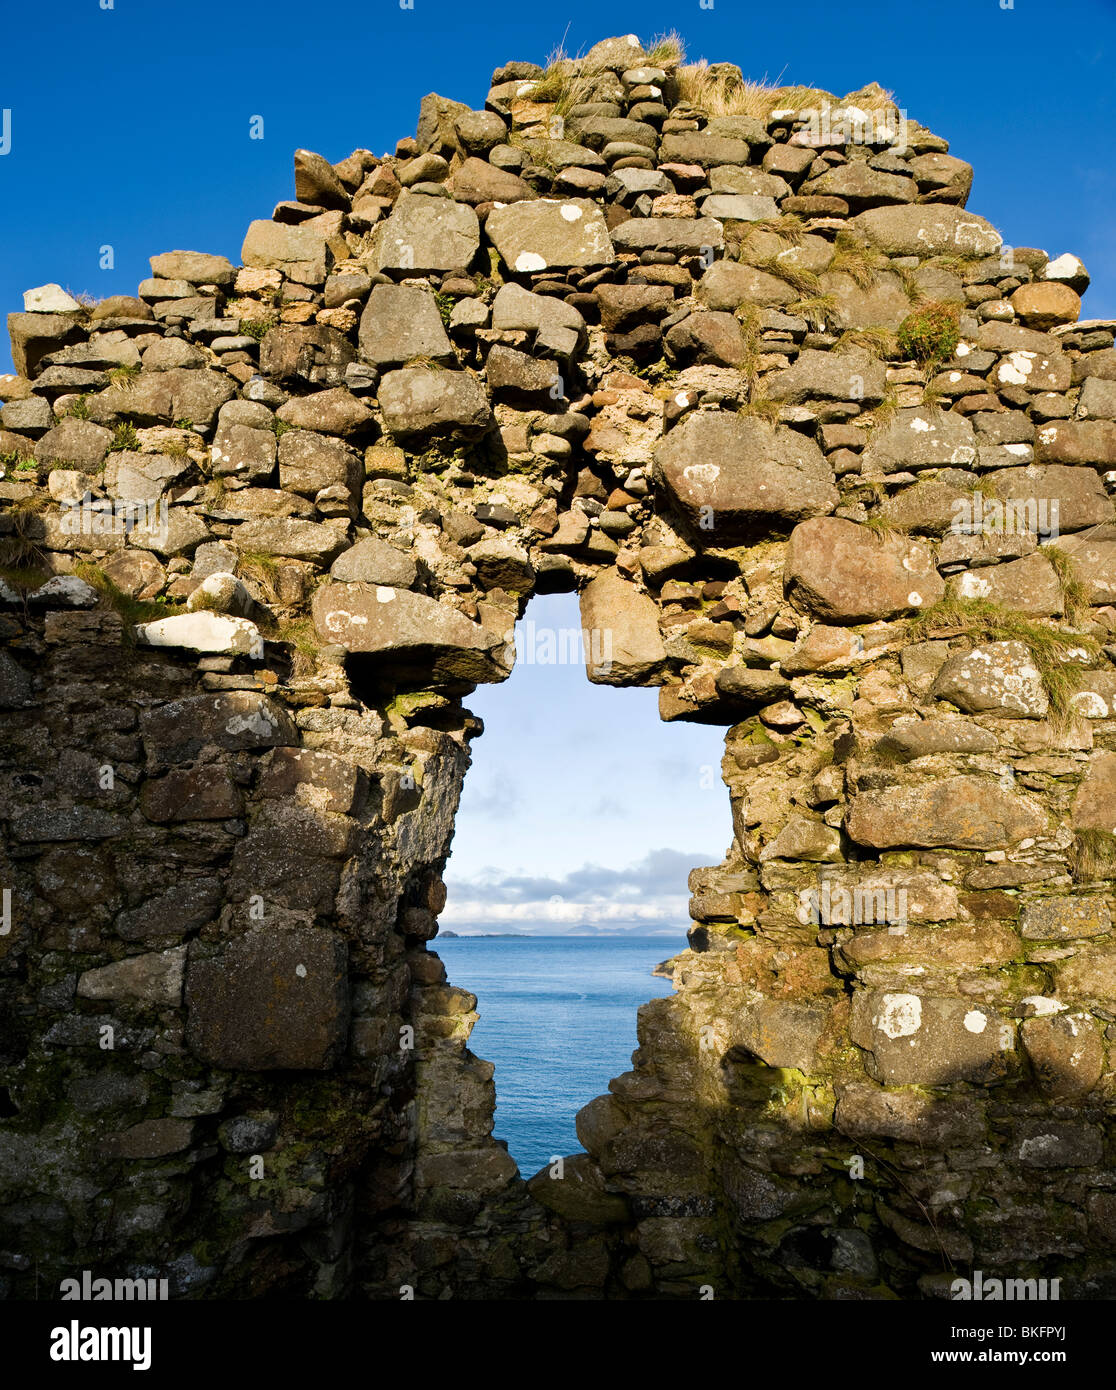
[438, 591, 729, 1174]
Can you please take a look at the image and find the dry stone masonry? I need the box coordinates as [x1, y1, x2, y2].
[1, 33, 1115, 1300]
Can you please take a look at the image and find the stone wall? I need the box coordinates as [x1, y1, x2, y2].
[2, 33, 1115, 1299]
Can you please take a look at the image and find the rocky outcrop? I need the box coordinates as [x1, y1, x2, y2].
[1, 33, 1114, 1303]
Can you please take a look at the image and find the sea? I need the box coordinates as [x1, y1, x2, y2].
[436, 935, 677, 1177]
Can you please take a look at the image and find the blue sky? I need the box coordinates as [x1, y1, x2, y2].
[3, 0, 1114, 933]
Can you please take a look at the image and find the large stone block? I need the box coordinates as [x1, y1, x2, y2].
[378, 366, 493, 443]
[845, 776, 1047, 850]
[860, 405, 977, 474]
[1072, 752, 1116, 832]
[140, 691, 298, 762]
[364, 193, 480, 274]
[578, 571, 667, 685]
[241, 219, 331, 284]
[185, 928, 349, 1070]
[930, 641, 1049, 718]
[851, 990, 1013, 1085]
[784, 517, 943, 622]
[486, 198, 614, 272]
[654, 412, 837, 539]
[312, 582, 507, 681]
[852, 204, 1001, 257]
[358, 284, 453, 368]
[229, 802, 356, 913]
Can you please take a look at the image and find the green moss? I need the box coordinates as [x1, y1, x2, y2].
[896, 300, 961, 366]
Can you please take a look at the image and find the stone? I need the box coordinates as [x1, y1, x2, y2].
[874, 718, 998, 760]
[103, 1118, 196, 1159]
[930, 641, 1049, 719]
[259, 323, 356, 385]
[454, 110, 508, 153]
[241, 220, 330, 284]
[449, 156, 535, 205]
[1051, 532, 1116, 605]
[210, 417, 276, 481]
[659, 132, 752, 167]
[185, 929, 349, 1070]
[845, 776, 1047, 850]
[860, 406, 977, 474]
[486, 198, 614, 272]
[654, 413, 837, 539]
[77, 947, 187, 1007]
[256, 748, 366, 816]
[276, 388, 373, 437]
[610, 217, 724, 254]
[1020, 896, 1111, 940]
[696, 261, 796, 311]
[139, 691, 297, 761]
[186, 573, 255, 616]
[293, 149, 349, 209]
[330, 537, 417, 587]
[0, 651, 34, 709]
[578, 571, 668, 685]
[850, 991, 1012, 1085]
[364, 193, 480, 274]
[802, 163, 916, 210]
[852, 204, 1002, 257]
[819, 270, 914, 333]
[136, 612, 264, 659]
[87, 368, 235, 428]
[1013, 1121, 1104, 1168]
[1072, 752, 1116, 832]
[278, 429, 362, 501]
[784, 517, 943, 622]
[596, 284, 674, 334]
[1011, 282, 1080, 329]
[485, 346, 561, 404]
[414, 1146, 518, 1193]
[948, 553, 1063, 617]
[311, 583, 506, 681]
[231, 516, 348, 563]
[378, 366, 493, 442]
[526, 1153, 629, 1224]
[358, 284, 454, 368]
[985, 465, 1113, 533]
[27, 576, 98, 609]
[149, 250, 237, 287]
[1034, 419, 1116, 468]
[1044, 252, 1090, 291]
[715, 667, 793, 705]
[663, 311, 749, 368]
[7, 311, 84, 378]
[1077, 376, 1116, 421]
[23, 284, 83, 313]
[763, 347, 886, 405]
[700, 193, 778, 222]
[836, 1083, 984, 1145]
[734, 999, 828, 1071]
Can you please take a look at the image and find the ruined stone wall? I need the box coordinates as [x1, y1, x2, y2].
[2, 33, 1115, 1299]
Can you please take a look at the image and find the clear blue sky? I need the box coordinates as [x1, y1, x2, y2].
[3, 0, 1114, 934]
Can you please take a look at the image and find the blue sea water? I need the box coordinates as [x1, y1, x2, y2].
[436, 936, 677, 1177]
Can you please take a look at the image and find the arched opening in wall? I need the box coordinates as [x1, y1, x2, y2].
[438, 590, 728, 1177]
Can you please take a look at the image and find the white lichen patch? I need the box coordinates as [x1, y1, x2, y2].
[876, 993, 922, 1039]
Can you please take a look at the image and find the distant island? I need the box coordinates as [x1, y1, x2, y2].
[438, 931, 532, 939]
